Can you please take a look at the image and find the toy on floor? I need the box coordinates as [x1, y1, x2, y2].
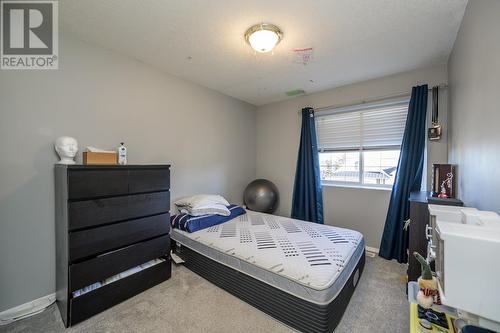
[414, 252, 439, 309]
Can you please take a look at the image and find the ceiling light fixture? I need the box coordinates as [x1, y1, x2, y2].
[244, 23, 282, 53]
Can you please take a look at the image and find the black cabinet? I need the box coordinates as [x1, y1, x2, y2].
[55, 165, 172, 327]
[407, 191, 462, 282]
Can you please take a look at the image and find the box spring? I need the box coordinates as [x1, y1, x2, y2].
[174, 245, 364, 333]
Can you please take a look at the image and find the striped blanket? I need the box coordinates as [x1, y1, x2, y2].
[170, 204, 246, 233]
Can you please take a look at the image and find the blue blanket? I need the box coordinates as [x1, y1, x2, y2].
[170, 204, 246, 233]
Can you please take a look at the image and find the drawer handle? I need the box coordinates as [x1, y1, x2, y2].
[425, 225, 433, 240]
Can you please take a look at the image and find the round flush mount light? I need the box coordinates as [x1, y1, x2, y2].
[245, 23, 283, 53]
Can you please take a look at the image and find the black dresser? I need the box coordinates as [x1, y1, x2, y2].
[55, 165, 172, 327]
[407, 191, 462, 282]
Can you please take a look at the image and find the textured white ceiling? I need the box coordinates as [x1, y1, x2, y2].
[60, 0, 467, 106]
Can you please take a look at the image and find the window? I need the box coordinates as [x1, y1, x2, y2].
[316, 97, 409, 188]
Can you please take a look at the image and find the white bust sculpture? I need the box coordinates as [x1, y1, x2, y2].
[55, 136, 78, 164]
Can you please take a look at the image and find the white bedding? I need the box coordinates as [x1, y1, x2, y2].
[171, 210, 364, 304]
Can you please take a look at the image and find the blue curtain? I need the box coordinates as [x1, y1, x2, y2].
[291, 107, 324, 224]
[379, 85, 428, 263]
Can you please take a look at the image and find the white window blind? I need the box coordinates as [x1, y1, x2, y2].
[315, 97, 409, 151]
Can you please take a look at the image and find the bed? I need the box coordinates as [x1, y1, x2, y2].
[171, 209, 365, 333]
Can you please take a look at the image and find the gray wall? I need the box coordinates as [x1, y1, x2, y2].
[256, 65, 448, 249]
[0, 34, 256, 311]
[448, 0, 500, 213]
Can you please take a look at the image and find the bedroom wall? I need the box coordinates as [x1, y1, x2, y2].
[448, 0, 500, 213]
[256, 65, 448, 249]
[0, 33, 256, 312]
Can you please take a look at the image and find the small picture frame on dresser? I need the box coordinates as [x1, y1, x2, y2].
[431, 164, 456, 198]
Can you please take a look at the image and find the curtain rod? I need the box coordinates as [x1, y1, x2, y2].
[299, 83, 448, 114]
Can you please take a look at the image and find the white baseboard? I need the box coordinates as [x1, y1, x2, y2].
[0, 293, 55, 326]
[365, 246, 379, 257]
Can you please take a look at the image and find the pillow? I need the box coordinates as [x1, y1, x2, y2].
[179, 203, 230, 216]
[174, 194, 230, 208]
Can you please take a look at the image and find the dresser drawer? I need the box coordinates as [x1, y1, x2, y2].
[68, 167, 170, 200]
[69, 259, 171, 326]
[68, 169, 128, 199]
[69, 235, 170, 292]
[69, 213, 170, 262]
[128, 168, 170, 194]
[68, 191, 170, 231]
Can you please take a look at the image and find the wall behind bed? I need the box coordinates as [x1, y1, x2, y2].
[256, 65, 448, 250]
[0, 33, 256, 312]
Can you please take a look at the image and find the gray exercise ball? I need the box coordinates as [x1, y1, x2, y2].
[243, 179, 279, 213]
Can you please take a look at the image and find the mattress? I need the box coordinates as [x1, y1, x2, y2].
[171, 210, 364, 305]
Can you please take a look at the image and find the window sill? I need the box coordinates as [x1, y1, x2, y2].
[321, 183, 393, 191]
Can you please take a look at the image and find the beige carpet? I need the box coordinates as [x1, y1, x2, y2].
[1, 255, 408, 333]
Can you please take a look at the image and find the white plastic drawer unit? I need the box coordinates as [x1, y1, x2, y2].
[427, 205, 479, 285]
[428, 204, 500, 330]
